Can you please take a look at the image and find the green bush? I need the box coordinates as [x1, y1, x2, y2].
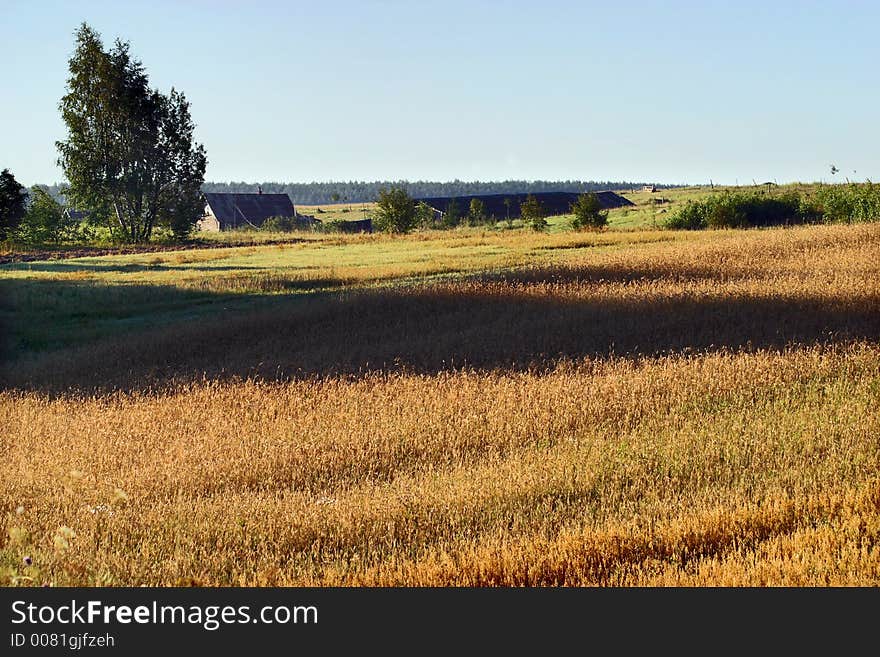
[520, 194, 547, 232]
[666, 184, 880, 231]
[570, 192, 608, 230]
[467, 198, 488, 227]
[665, 200, 708, 230]
[812, 183, 880, 223]
[17, 187, 85, 244]
[373, 187, 416, 233]
[666, 190, 805, 230]
[415, 202, 436, 229]
[262, 215, 295, 232]
[318, 219, 350, 233]
[317, 218, 372, 234]
[262, 215, 317, 232]
[442, 199, 461, 229]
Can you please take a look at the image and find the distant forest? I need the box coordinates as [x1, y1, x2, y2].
[202, 180, 674, 204]
[39, 179, 677, 206]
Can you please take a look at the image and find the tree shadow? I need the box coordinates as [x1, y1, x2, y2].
[2, 263, 877, 395]
[2, 262, 273, 274]
[0, 236, 314, 266]
[0, 274, 354, 360]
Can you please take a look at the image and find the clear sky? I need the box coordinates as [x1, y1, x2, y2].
[3, 0, 879, 187]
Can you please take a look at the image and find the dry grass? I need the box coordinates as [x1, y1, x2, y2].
[2, 223, 879, 586]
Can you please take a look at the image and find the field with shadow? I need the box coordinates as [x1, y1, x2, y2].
[1, 223, 879, 586]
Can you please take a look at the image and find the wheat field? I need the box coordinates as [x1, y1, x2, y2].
[2, 223, 879, 585]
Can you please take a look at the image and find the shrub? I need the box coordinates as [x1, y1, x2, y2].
[373, 187, 416, 233]
[415, 202, 436, 229]
[570, 192, 608, 230]
[18, 187, 83, 244]
[442, 199, 461, 229]
[812, 183, 880, 224]
[262, 215, 295, 232]
[262, 215, 316, 232]
[520, 194, 547, 231]
[665, 200, 707, 230]
[468, 198, 488, 226]
[666, 190, 807, 230]
[318, 218, 372, 234]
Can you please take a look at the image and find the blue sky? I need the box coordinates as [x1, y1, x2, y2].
[3, 0, 879, 186]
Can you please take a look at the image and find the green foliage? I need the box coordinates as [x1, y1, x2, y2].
[704, 193, 747, 229]
[17, 187, 83, 244]
[317, 218, 372, 234]
[0, 168, 28, 241]
[373, 186, 416, 233]
[319, 219, 346, 233]
[570, 192, 608, 230]
[665, 190, 806, 230]
[261, 215, 295, 232]
[200, 179, 661, 205]
[520, 194, 547, 231]
[665, 185, 880, 231]
[468, 198, 487, 226]
[503, 197, 514, 228]
[812, 183, 880, 224]
[56, 23, 207, 243]
[415, 201, 435, 229]
[262, 215, 318, 232]
[443, 199, 461, 228]
[665, 200, 708, 230]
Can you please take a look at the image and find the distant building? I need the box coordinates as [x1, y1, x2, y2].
[642, 185, 656, 193]
[198, 190, 315, 231]
[63, 208, 90, 222]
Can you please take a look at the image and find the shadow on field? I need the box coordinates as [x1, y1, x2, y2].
[1, 263, 878, 395]
[2, 261, 273, 274]
[0, 236, 313, 266]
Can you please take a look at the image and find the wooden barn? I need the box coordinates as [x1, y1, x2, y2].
[413, 191, 634, 222]
[198, 191, 312, 231]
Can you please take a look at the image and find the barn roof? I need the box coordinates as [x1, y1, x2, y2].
[204, 193, 294, 228]
[63, 209, 91, 221]
[413, 191, 634, 218]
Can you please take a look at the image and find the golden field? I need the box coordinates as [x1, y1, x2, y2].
[1, 223, 879, 585]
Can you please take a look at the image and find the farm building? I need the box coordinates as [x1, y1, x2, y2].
[198, 191, 316, 231]
[63, 208, 90, 222]
[413, 191, 634, 222]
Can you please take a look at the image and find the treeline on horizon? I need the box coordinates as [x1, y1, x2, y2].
[202, 180, 671, 204]
[38, 179, 675, 206]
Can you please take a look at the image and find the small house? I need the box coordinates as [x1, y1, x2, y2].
[63, 208, 91, 222]
[198, 191, 309, 231]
